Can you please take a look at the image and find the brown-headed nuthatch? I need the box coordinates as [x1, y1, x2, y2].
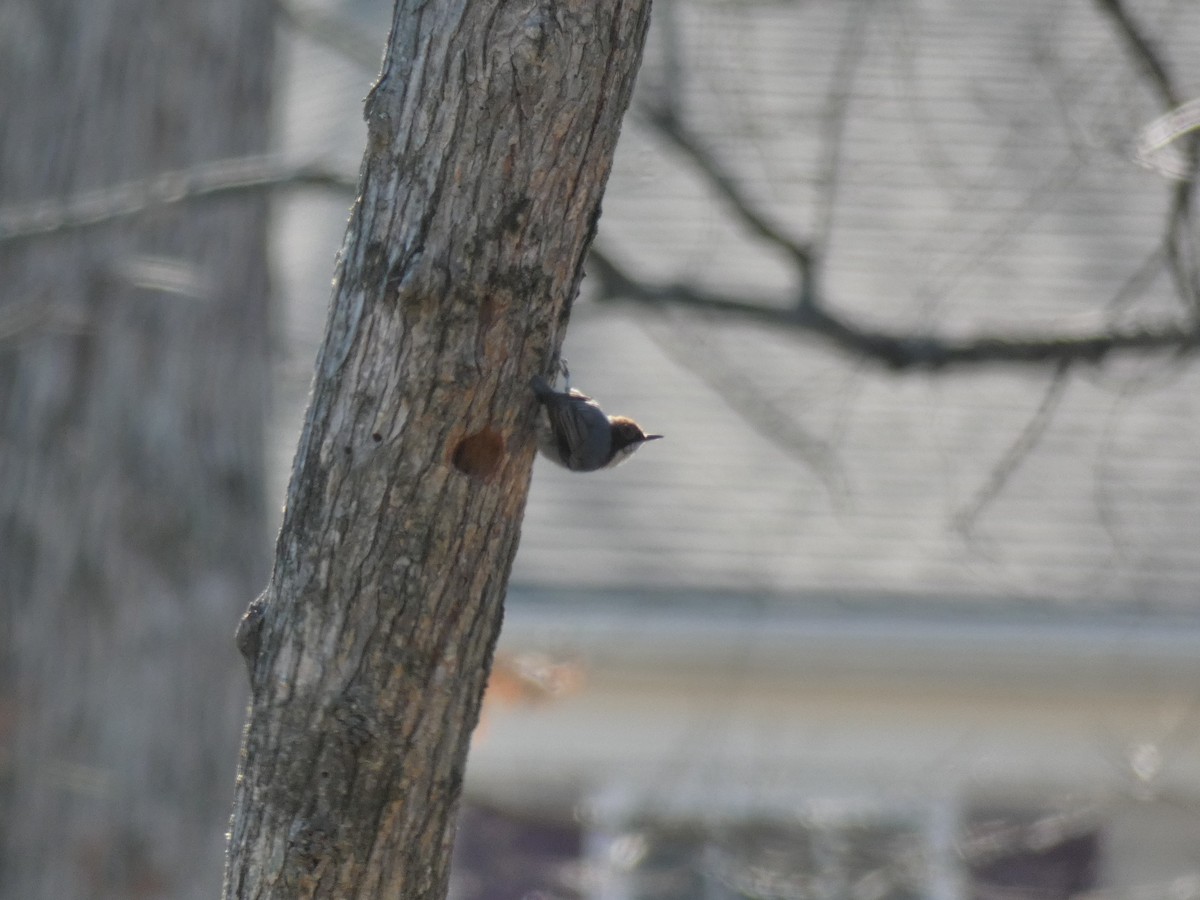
[531, 364, 662, 472]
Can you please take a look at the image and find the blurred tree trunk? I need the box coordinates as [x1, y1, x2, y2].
[222, 1, 652, 897]
[0, 1, 273, 898]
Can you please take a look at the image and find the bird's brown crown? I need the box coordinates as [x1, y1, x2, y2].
[609, 416, 663, 450]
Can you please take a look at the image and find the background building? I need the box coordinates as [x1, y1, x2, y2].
[276, 0, 1200, 896]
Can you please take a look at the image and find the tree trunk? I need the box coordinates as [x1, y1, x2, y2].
[0, 1, 273, 897]
[222, 1, 652, 897]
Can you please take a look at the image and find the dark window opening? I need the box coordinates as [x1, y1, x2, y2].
[964, 809, 1100, 900]
[449, 802, 584, 900]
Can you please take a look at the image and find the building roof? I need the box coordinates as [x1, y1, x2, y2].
[502, 585, 1200, 691]
[510, 0, 1200, 613]
[277, 0, 1200, 616]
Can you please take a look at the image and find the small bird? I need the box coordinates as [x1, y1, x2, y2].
[531, 364, 662, 472]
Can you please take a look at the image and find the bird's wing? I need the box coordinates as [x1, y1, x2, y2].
[540, 392, 609, 471]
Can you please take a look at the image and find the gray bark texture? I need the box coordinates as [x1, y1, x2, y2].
[222, 0, 652, 897]
[0, 0, 273, 897]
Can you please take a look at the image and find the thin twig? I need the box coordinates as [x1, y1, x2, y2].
[954, 359, 1072, 535]
[1094, 0, 1200, 311]
[277, 0, 383, 72]
[0, 156, 358, 244]
[1093, 0, 1180, 109]
[812, 1, 870, 267]
[588, 247, 1200, 371]
[1165, 186, 1200, 313]
[637, 312, 851, 505]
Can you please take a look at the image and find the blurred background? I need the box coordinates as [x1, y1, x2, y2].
[4, 0, 1200, 897]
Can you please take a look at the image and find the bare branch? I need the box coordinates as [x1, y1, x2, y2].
[638, 313, 850, 504]
[588, 247, 1200, 371]
[1095, 0, 1200, 312]
[1165, 185, 1200, 313]
[1093, 0, 1181, 110]
[0, 156, 357, 244]
[640, 103, 819, 307]
[605, 0, 1200, 371]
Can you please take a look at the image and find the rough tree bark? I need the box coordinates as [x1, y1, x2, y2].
[0, 1, 273, 898]
[222, 1, 652, 897]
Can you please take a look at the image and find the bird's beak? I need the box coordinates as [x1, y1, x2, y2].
[642, 434, 664, 442]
